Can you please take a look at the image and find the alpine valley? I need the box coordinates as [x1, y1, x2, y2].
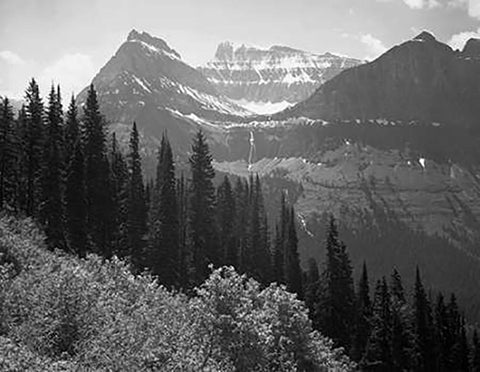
[79, 29, 480, 322]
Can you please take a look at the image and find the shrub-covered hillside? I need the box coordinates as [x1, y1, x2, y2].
[0, 216, 353, 371]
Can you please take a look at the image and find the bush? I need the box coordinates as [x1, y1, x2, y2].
[0, 217, 354, 371]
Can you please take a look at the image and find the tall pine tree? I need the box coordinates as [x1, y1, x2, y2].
[216, 175, 236, 267]
[316, 216, 355, 351]
[23, 79, 44, 216]
[148, 132, 179, 287]
[412, 267, 435, 371]
[0, 97, 18, 211]
[126, 122, 147, 268]
[82, 84, 113, 255]
[109, 133, 129, 257]
[352, 261, 372, 362]
[65, 141, 88, 257]
[39, 84, 65, 249]
[188, 130, 218, 285]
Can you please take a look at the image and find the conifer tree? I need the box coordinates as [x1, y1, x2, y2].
[82, 84, 113, 255]
[316, 216, 355, 350]
[352, 261, 372, 362]
[40, 84, 65, 249]
[472, 330, 480, 372]
[64, 95, 79, 161]
[435, 292, 450, 371]
[304, 257, 320, 318]
[65, 141, 88, 257]
[217, 175, 236, 267]
[176, 172, 190, 288]
[126, 122, 147, 268]
[188, 130, 218, 284]
[273, 192, 288, 284]
[285, 206, 302, 298]
[234, 178, 248, 271]
[363, 277, 393, 370]
[16, 105, 28, 212]
[148, 133, 178, 287]
[0, 97, 18, 211]
[109, 133, 128, 257]
[390, 268, 411, 371]
[23, 79, 44, 216]
[412, 267, 435, 371]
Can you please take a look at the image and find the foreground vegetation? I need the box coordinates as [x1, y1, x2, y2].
[0, 216, 353, 371]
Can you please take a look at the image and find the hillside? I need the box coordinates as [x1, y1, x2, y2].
[0, 216, 353, 371]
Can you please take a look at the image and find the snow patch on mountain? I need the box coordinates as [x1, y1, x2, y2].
[231, 99, 293, 115]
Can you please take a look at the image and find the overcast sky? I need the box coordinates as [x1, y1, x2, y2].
[1, 0, 479, 99]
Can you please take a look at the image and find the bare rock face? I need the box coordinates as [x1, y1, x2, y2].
[199, 42, 362, 113]
[283, 32, 480, 129]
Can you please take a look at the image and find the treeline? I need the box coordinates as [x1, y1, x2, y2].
[303, 218, 480, 370]
[2, 81, 480, 371]
[0, 80, 302, 294]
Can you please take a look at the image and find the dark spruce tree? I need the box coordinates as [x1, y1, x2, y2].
[216, 175, 236, 267]
[23, 79, 44, 216]
[148, 133, 179, 287]
[316, 216, 355, 351]
[64, 95, 80, 162]
[39, 85, 66, 250]
[176, 172, 190, 288]
[82, 84, 113, 255]
[285, 206, 302, 298]
[389, 268, 411, 371]
[362, 277, 393, 370]
[233, 178, 248, 271]
[15, 105, 28, 212]
[188, 130, 218, 285]
[273, 192, 288, 284]
[412, 267, 435, 372]
[352, 261, 372, 362]
[65, 141, 88, 257]
[126, 122, 147, 269]
[472, 330, 480, 372]
[0, 97, 18, 211]
[109, 133, 129, 257]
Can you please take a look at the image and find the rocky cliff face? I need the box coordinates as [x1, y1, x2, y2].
[282, 32, 480, 129]
[199, 42, 362, 114]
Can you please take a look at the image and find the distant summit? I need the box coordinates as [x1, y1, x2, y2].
[126, 29, 181, 60]
[200, 42, 363, 114]
[282, 32, 480, 128]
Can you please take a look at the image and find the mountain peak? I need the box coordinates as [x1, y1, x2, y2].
[126, 29, 181, 59]
[462, 38, 480, 57]
[413, 31, 437, 42]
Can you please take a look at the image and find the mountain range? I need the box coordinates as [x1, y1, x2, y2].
[77, 29, 480, 322]
[199, 42, 362, 114]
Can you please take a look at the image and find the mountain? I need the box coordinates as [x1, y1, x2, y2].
[79, 30, 480, 322]
[199, 42, 362, 114]
[283, 32, 480, 128]
[77, 30, 251, 159]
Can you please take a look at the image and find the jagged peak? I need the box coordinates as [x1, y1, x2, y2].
[413, 31, 437, 42]
[126, 29, 181, 59]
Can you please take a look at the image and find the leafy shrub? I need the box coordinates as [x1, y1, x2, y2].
[0, 217, 354, 371]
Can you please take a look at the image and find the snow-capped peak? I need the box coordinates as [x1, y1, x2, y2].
[127, 29, 181, 60]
